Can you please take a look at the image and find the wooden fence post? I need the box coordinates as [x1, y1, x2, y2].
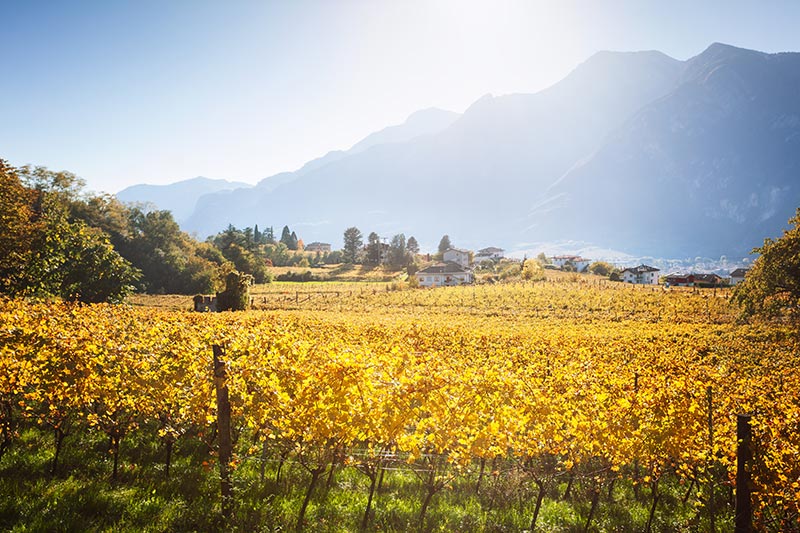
[735, 414, 752, 533]
[213, 344, 233, 520]
[707, 386, 715, 532]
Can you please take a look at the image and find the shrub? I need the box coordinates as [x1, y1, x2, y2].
[588, 261, 614, 277]
[275, 270, 317, 282]
[217, 271, 253, 311]
[521, 260, 545, 281]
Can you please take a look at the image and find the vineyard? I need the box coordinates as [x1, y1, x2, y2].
[2, 279, 800, 531]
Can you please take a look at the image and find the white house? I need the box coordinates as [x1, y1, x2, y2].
[621, 264, 660, 284]
[551, 255, 591, 272]
[729, 268, 749, 286]
[416, 262, 474, 287]
[475, 247, 505, 262]
[304, 242, 331, 253]
[443, 248, 471, 268]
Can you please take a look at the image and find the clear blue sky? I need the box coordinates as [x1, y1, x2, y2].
[2, 0, 799, 193]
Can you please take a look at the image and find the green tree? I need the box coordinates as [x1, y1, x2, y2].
[263, 242, 291, 266]
[264, 226, 275, 244]
[55, 225, 140, 303]
[183, 244, 224, 292]
[69, 193, 132, 244]
[733, 208, 800, 319]
[407, 236, 420, 256]
[324, 250, 344, 264]
[209, 225, 273, 283]
[280, 226, 293, 248]
[223, 243, 269, 284]
[18, 165, 86, 199]
[521, 259, 545, 281]
[366, 232, 382, 265]
[437, 235, 452, 255]
[3, 164, 139, 301]
[217, 271, 253, 311]
[0, 160, 38, 294]
[6, 163, 224, 297]
[243, 226, 255, 250]
[388, 233, 409, 268]
[589, 261, 614, 277]
[343, 227, 363, 264]
[213, 225, 248, 251]
[123, 208, 219, 294]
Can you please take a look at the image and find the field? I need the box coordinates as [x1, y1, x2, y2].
[2, 275, 799, 532]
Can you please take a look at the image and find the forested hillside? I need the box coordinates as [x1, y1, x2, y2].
[0, 160, 226, 300]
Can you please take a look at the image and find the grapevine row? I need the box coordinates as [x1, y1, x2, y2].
[1, 297, 798, 529]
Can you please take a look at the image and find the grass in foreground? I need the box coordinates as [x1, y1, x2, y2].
[1, 425, 719, 532]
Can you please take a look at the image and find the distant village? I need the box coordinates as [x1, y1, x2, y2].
[276, 237, 750, 289]
[408, 250, 749, 289]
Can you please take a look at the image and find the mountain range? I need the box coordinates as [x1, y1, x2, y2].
[117, 43, 800, 259]
[116, 177, 251, 223]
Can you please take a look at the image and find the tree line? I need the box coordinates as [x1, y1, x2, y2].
[1, 160, 438, 301]
[342, 227, 455, 269]
[209, 224, 345, 284]
[0, 162, 248, 300]
[0, 161, 336, 300]
[4, 159, 798, 315]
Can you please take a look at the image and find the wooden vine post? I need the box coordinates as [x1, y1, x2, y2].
[735, 414, 752, 533]
[707, 385, 715, 532]
[213, 344, 233, 520]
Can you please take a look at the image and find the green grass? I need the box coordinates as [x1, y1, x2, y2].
[0, 425, 731, 532]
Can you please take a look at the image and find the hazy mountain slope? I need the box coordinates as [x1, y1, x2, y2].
[544, 43, 800, 257]
[177, 43, 800, 258]
[185, 108, 461, 236]
[183, 50, 683, 246]
[348, 108, 460, 154]
[116, 177, 251, 223]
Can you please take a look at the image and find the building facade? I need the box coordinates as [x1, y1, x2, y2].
[621, 264, 660, 284]
[551, 255, 591, 272]
[304, 242, 332, 253]
[416, 262, 474, 287]
[475, 247, 505, 261]
[729, 268, 749, 286]
[443, 248, 471, 268]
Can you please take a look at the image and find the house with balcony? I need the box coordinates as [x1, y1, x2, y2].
[621, 264, 660, 285]
[443, 248, 471, 268]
